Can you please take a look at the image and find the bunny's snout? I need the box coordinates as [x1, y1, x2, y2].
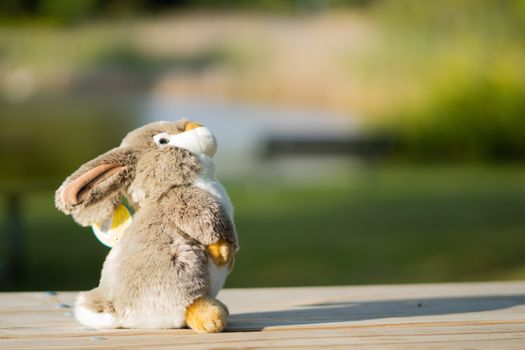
[153, 123, 217, 158]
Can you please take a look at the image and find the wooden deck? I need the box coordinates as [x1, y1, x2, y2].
[1, 281, 525, 349]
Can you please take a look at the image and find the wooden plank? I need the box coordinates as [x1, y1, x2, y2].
[1, 282, 525, 349]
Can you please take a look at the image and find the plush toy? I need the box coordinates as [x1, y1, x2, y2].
[55, 120, 238, 333]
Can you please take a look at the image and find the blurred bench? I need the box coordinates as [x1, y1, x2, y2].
[1, 282, 524, 349]
[262, 135, 394, 159]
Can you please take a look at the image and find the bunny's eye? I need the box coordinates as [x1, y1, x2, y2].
[153, 133, 171, 147]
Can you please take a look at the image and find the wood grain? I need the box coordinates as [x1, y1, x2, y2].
[1, 282, 525, 349]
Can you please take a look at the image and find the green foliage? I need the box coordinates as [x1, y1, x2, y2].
[0, 0, 374, 22]
[392, 74, 525, 161]
[39, 0, 98, 23]
[371, 0, 525, 162]
[0, 97, 137, 188]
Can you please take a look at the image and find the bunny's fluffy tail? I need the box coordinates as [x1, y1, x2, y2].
[74, 291, 119, 329]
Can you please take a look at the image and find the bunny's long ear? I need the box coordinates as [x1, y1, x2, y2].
[55, 147, 136, 226]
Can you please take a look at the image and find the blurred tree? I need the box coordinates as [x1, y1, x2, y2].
[375, 0, 525, 161]
[0, 0, 38, 16]
[39, 0, 98, 23]
[0, 98, 136, 189]
[0, 0, 376, 23]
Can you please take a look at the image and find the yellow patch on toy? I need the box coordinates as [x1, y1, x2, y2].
[185, 297, 228, 333]
[185, 121, 202, 131]
[206, 239, 231, 266]
[92, 203, 133, 248]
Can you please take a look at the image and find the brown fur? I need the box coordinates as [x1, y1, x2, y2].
[55, 147, 137, 226]
[55, 120, 237, 331]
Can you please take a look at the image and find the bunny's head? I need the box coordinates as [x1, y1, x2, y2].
[55, 119, 216, 226]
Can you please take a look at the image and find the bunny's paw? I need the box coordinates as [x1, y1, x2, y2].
[206, 239, 232, 266]
[185, 297, 228, 333]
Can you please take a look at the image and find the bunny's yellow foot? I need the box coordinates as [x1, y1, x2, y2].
[206, 239, 232, 266]
[185, 297, 228, 333]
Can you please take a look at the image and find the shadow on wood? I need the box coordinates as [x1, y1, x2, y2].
[228, 294, 525, 331]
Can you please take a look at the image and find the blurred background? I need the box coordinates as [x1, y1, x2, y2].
[1, 0, 525, 291]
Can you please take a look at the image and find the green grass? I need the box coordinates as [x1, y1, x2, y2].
[2, 165, 525, 291]
[229, 165, 525, 287]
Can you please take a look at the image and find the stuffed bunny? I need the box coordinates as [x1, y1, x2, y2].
[55, 120, 238, 333]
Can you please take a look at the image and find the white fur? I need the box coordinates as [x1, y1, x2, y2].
[194, 155, 236, 299]
[74, 294, 119, 329]
[194, 154, 237, 299]
[130, 188, 145, 203]
[208, 258, 230, 298]
[166, 127, 217, 157]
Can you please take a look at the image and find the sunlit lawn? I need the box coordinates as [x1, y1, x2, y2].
[2, 165, 525, 291]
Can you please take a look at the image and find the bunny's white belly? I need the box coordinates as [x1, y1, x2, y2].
[208, 258, 230, 298]
[193, 155, 236, 299]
